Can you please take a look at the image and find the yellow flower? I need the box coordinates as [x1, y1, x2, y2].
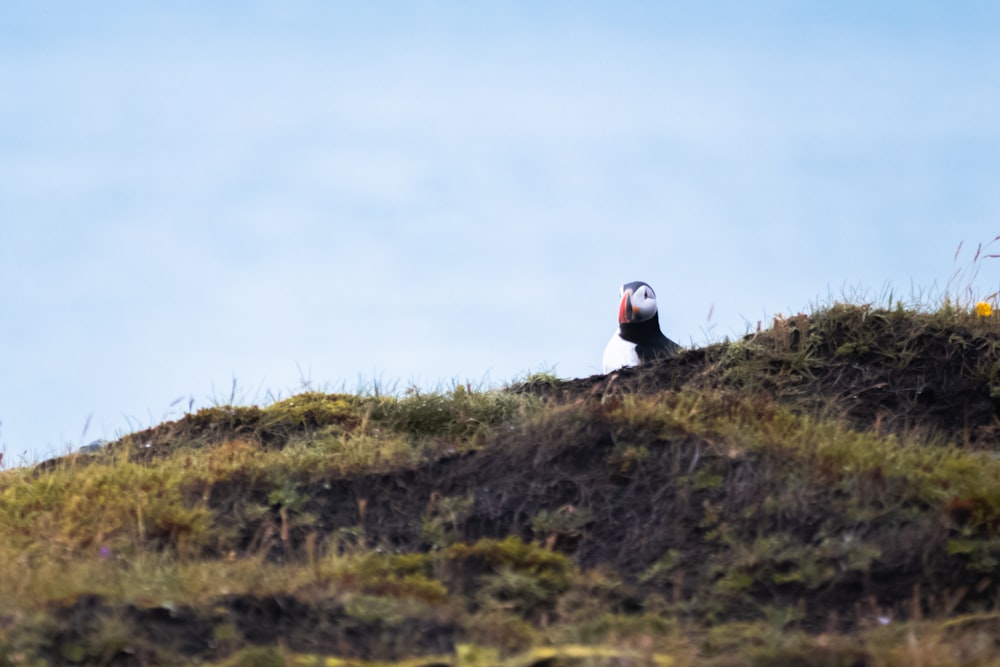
[976, 301, 993, 317]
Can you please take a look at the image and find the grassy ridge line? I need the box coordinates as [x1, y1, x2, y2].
[0, 387, 537, 562]
[2, 302, 1000, 665]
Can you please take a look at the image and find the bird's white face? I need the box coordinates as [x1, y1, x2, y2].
[618, 281, 658, 324]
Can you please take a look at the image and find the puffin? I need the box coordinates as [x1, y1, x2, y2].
[602, 280, 681, 373]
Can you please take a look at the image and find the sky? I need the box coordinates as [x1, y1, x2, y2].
[3, 2, 1000, 464]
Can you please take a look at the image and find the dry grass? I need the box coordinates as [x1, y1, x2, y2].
[3, 299, 1000, 665]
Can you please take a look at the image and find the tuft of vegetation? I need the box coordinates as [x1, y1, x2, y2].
[5, 296, 1000, 665]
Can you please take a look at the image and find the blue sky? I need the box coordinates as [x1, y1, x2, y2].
[3, 2, 1000, 463]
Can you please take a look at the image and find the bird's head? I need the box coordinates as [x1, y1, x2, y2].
[618, 281, 658, 324]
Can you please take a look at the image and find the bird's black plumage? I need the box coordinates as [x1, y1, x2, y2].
[618, 311, 681, 363]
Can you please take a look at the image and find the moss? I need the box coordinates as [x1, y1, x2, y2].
[368, 387, 537, 441]
[639, 550, 682, 587]
[0, 461, 217, 557]
[217, 645, 285, 667]
[335, 552, 448, 604]
[946, 537, 1000, 573]
[688, 468, 724, 490]
[260, 392, 361, 435]
[444, 537, 572, 583]
[569, 611, 676, 646]
[442, 538, 573, 614]
[463, 611, 538, 656]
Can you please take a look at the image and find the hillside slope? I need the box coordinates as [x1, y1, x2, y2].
[3, 303, 1000, 666]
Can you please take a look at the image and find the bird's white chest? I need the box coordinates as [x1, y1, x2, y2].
[602, 332, 639, 373]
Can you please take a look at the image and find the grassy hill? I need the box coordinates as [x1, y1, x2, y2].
[3, 302, 1000, 666]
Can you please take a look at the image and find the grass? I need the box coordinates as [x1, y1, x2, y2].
[3, 298, 1000, 665]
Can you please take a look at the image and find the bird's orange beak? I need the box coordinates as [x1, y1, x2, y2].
[618, 288, 635, 324]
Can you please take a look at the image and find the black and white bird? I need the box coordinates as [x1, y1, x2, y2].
[602, 281, 681, 373]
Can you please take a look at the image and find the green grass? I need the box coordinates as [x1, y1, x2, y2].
[3, 300, 1000, 665]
